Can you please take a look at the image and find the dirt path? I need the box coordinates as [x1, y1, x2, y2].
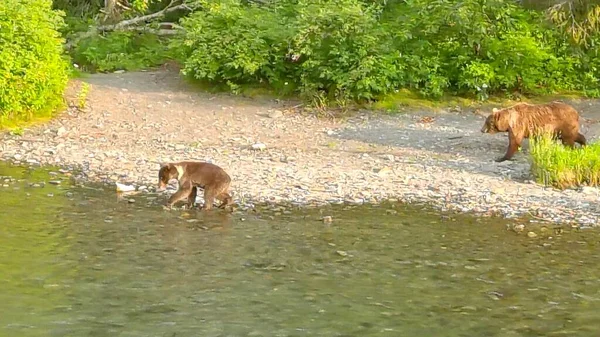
[2, 70, 600, 226]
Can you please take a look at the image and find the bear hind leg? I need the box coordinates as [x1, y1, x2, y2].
[576, 133, 587, 147]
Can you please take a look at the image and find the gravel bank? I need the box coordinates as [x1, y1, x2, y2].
[2, 70, 600, 227]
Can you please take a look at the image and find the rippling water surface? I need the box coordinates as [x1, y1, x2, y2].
[1, 162, 600, 337]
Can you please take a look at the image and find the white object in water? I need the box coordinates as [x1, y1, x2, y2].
[115, 182, 136, 193]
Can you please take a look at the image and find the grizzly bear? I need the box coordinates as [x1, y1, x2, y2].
[480, 101, 586, 162]
[158, 161, 233, 210]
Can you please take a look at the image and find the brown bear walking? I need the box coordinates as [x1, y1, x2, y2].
[158, 161, 233, 210]
[479, 101, 587, 162]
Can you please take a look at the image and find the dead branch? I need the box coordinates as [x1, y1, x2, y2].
[65, 0, 190, 49]
[118, 27, 181, 35]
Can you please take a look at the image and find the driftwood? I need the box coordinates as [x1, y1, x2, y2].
[65, 0, 191, 49]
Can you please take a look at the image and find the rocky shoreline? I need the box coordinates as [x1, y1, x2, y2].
[2, 70, 600, 227]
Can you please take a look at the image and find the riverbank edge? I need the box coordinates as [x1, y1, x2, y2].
[1, 157, 565, 230]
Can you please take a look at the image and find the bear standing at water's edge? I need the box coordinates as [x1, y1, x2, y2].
[157, 161, 233, 210]
[479, 101, 587, 162]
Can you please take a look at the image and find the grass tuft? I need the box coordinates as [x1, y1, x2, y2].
[529, 132, 600, 189]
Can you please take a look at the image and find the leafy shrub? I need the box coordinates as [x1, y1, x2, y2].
[178, 0, 296, 94]
[70, 31, 177, 72]
[0, 0, 70, 126]
[290, 0, 398, 100]
[175, 0, 600, 103]
[530, 132, 600, 189]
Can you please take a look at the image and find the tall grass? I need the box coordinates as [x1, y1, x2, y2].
[529, 132, 600, 189]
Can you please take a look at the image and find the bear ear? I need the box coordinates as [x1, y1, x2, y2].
[492, 107, 499, 113]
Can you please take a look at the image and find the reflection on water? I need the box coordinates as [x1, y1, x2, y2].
[1, 162, 600, 337]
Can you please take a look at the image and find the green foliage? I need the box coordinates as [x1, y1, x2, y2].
[0, 0, 70, 127]
[70, 31, 177, 72]
[178, 0, 296, 94]
[529, 132, 600, 189]
[53, 0, 165, 22]
[173, 0, 600, 104]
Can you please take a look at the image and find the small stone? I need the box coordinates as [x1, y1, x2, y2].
[114, 70, 125, 74]
[56, 127, 67, 137]
[527, 231, 538, 238]
[336, 250, 348, 257]
[13, 154, 22, 160]
[581, 186, 596, 195]
[513, 224, 525, 232]
[383, 154, 395, 161]
[492, 187, 505, 194]
[174, 144, 186, 150]
[47, 193, 54, 197]
[48, 180, 61, 185]
[268, 110, 283, 118]
[128, 199, 135, 203]
[251, 143, 267, 151]
[322, 216, 333, 223]
[376, 167, 393, 176]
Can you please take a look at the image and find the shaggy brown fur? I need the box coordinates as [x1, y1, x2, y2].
[158, 161, 233, 210]
[480, 101, 586, 162]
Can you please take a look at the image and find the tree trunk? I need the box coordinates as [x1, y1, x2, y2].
[102, 0, 122, 23]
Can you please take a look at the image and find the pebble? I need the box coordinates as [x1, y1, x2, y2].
[251, 143, 267, 151]
[56, 127, 67, 137]
[267, 110, 283, 118]
[376, 167, 392, 176]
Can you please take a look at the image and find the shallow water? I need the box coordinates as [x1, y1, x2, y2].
[1, 163, 600, 337]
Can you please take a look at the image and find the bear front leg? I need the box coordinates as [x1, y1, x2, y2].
[496, 130, 520, 162]
[576, 133, 587, 147]
[166, 182, 194, 209]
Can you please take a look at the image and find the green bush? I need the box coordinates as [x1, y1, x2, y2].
[174, 0, 600, 103]
[0, 0, 70, 126]
[70, 31, 177, 73]
[178, 0, 296, 94]
[529, 133, 600, 189]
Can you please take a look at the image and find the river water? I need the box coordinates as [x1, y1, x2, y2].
[1, 162, 600, 337]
